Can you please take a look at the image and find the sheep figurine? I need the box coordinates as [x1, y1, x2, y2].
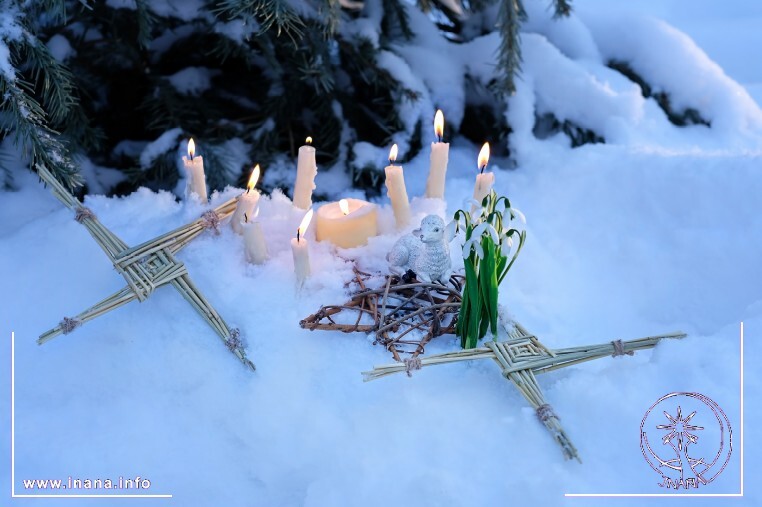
[387, 215, 451, 283]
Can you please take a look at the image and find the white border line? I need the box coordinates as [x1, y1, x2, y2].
[11, 331, 173, 499]
[564, 322, 744, 498]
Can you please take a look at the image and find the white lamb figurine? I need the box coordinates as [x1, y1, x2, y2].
[387, 215, 451, 283]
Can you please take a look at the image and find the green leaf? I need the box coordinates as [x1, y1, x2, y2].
[478, 238, 492, 337]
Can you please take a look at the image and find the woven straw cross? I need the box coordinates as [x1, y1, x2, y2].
[363, 319, 686, 461]
[35, 164, 255, 371]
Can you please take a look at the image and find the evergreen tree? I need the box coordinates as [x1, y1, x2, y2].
[0, 0, 573, 194]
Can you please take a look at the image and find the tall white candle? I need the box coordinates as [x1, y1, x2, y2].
[291, 209, 314, 286]
[315, 198, 378, 248]
[425, 110, 449, 199]
[182, 138, 208, 204]
[231, 165, 261, 235]
[384, 144, 411, 228]
[293, 137, 318, 210]
[242, 210, 268, 265]
[472, 142, 494, 213]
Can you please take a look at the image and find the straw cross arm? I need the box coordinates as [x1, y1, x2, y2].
[34, 164, 254, 371]
[362, 332, 686, 381]
[362, 330, 686, 461]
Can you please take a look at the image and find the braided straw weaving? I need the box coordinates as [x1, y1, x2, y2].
[35, 164, 255, 371]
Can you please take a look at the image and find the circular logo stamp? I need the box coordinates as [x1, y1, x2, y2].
[640, 392, 732, 490]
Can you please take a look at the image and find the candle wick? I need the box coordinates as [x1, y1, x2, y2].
[480, 165, 486, 175]
[244, 212, 248, 223]
[297, 229, 300, 243]
[437, 135, 442, 143]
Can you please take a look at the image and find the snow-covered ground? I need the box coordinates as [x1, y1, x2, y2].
[1, 1, 760, 506]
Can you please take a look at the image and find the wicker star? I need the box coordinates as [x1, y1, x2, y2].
[301, 270, 685, 460]
[35, 164, 255, 371]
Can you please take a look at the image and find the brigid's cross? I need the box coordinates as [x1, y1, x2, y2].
[35, 164, 255, 371]
[363, 320, 685, 461]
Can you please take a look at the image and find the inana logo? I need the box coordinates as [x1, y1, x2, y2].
[640, 392, 732, 490]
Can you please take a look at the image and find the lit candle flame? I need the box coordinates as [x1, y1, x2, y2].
[389, 144, 398, 164]
[297, 209, 314, 242]
[247, 164, 260, 192]
[188, 138, 196, 159]
[478, 142, 490, 173]
[434, 110, 444, 141]
[339, 199, 350, 216]
[306, 136, 313, 145]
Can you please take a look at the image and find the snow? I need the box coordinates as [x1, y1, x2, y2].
[167, 67, 219, 96]
[214, 19, 258, 44]
[45, 34, 74, 62]
[1, 1, 761, 506]
[77, 156, 126, 195]
[145, 0, 207, 22]
[580, 12, 762, 137]
[105, 0, 137, 9]
[139, 128, 182, 169]
[0, 41, 12, 80]
[0, 4, 23, 81]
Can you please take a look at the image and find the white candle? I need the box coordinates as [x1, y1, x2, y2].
[316, 198, 378, 248]
[242, 210, 268, 265]
[293, 137, 318, 210]
[384, 144, 411, 228]
[472, 142, 494, 213]
[231, 165, 261, 235]
[291, 209, 314, 285]
[425, 110, 449, 199]
[182, 138, 208, 204]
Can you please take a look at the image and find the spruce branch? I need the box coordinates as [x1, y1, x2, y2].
[31, 0, 68, 24]
[18, 37, 78, 125]
[213, 0, 305, 40]
[0, 73, 82, 189]
[134, 0, 157, 48]
[320, 0, 341, 38]
[382, 0, 414, 40]
[496, 0, 526, 95]
[552, 0, 572, 18]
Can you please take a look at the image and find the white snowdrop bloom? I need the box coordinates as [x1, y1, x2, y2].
[501, 236, 513, 257]
[462, 236, 485, 260]
[445, 219, 458, 242]
[473, 240, 484, 259]
[472, 222, 489, 239]
[510, 207, 526, 225]
[466, 199, 486, 218]
[462, 241, 471, 259]
[463, 198, 479, 211]
[486, 223, 500, 244]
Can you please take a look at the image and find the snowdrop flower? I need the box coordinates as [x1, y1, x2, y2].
[464, 198, 486, 218]
[462, 198, 478, 210]
[462, 222, 500, 260]
[445, 219, 459, 242]
[500, 235, 513, 257]
[509, 207, 526, 225]
[463, 237, 484, 259]
[471, 222, 500, 244]
[488, 224, 500, 244]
